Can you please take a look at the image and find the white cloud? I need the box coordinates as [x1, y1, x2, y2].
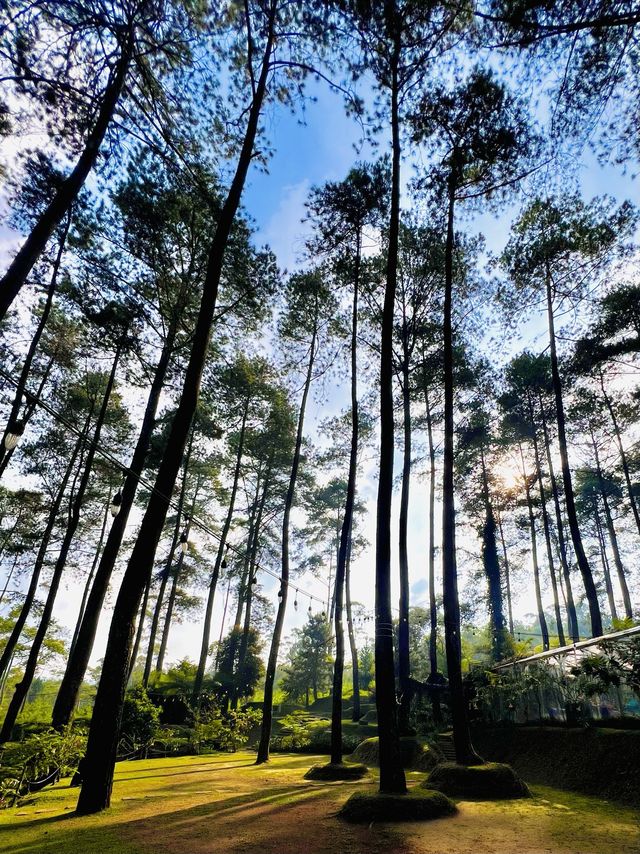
[258, 180, 312, 272]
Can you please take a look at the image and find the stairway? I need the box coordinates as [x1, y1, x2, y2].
[436, 732, 456, 762]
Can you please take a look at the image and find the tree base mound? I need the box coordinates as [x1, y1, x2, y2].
[424, 762, 530, 800]
[304, 762, 369, 781]
[339, 788, 456, 823]
[350, 736, 442, 771]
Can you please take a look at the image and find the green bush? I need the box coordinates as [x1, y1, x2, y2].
[190, 706, 261, 753]
[0, 727, 87, 808]
[12, 727, 86, 779]
[120, 687, 160, 750]
[269, 712, 361, 754]
[270, 711, 328, 751]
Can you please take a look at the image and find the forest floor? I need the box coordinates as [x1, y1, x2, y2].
[2, 752, 638, 854]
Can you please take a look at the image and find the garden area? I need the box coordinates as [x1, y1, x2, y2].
[2, 752, 639, 854]
[2, 0, 640, 850]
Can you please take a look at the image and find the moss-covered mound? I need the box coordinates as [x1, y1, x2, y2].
[339, 788, 456, 823]
[351, 736, 442, 771]
[425, 762, 530, 800]
[304, 762, 369, 781]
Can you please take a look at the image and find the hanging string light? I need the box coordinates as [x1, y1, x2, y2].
[294, 590, 298, 611]
[221, 543, 229, 570]
[277, 586, 284, 601]
[179, 530, 188, 555]
[4, 419, 24, 451]
[0, 364, 378, 622]
[109, 490, 123, 518]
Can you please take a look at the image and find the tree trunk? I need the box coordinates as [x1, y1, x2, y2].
[52, 325, 177, 729]
[256, 326, 317, 765]
[0, 426, 85, 682]
[397, 359, 412, 734]
[155, 486, 198, 674]
[0, 554, 20, 607]
[233, 463, 270, 711]
[69, 497, 110, 658]
[0, 356, 55, 481]
[442, 179, 480, 766]
[520, 444, 550, 651]
[595, 509, 617, 623]
[0, 213, 71, 476]
[345, 538, 360, 722]
[480, 449, 507, 661]
[422, 378, 442, 723]
[496, 511, 514, 636]
[529, 398, 565, 645]
[213, 578, 232, 674]
[217, 477, 261, 705]
[154, 550, 185, 675]
[331, 239, 360, 761]
[599, 373, 640, 539]
[76, 13, 276, 813]
[128, 575, 151, 681]
[538, 395, 579, 641]
[0, 47, 131, 321]
[1, 343, 120, 741]
[592, 431, 633, 620]
[142, 432, 192, 688]
[545, 267, 602, 636]
[231, 586, 253, 712]
[192, 400, 249, 705]
[371, 30, 407, 792]
[326, 551, 334, 623]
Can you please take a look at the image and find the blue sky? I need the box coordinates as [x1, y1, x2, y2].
[216, 65, 640, 661]
[2, 55, 639, 673]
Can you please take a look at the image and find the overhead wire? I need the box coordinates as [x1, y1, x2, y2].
[0, 364, 346, 612]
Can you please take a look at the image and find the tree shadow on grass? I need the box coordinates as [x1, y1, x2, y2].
[116, 760, 231, 773]
[115, 762, 256, 783]
[2, 782, 345, 854]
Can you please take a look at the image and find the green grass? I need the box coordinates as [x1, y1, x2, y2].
[1, 752, 639, 854]
[0, 753, 313, 854]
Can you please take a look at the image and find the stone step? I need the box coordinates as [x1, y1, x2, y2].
[436, 734, 456, 761]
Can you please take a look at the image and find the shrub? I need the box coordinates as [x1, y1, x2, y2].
[269, 713, 361, 754]
[0, 727, 87, 808]
[12, 727, 87, 779]
[191, 706, 261, 753]
[269, 712, 328, 752]
[120, 687, 161, 751]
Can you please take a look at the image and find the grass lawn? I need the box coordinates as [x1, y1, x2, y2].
[1, 752, 638, 854]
